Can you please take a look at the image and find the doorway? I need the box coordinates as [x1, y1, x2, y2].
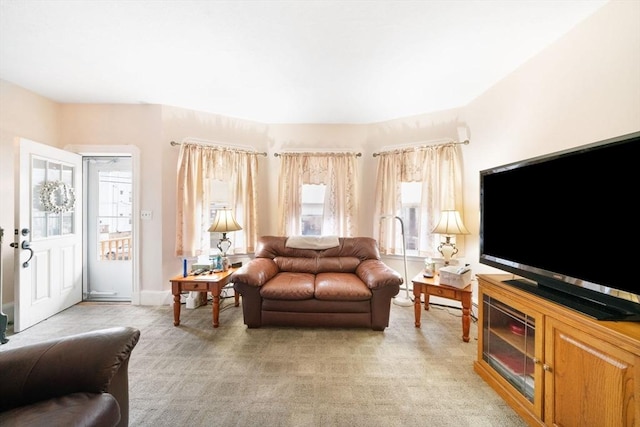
[83, 156, 132, 301]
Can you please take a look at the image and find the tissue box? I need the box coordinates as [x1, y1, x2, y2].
[439, 266, 472, 289]
[191, 263, 211, 272]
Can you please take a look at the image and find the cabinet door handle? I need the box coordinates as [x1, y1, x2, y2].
[532, 357, 541, 364]
[543, 364, 552, 372]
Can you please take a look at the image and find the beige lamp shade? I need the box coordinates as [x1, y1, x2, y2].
[431, 210, 470, 236]
[208, 208, 242, 233]
[208, 208, 242, 263]
[431, 210, 469, 265]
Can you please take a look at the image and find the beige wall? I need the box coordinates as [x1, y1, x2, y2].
[1, 0, 638, 311]
[462, 0, 640, 276]
[59, 104, 164, 302]
[161, 106, 271, 287]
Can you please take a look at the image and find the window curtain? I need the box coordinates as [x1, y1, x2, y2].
[175, 143, 259, 257]
[374, 143, 465, 257]
[277, 153, 359, 237]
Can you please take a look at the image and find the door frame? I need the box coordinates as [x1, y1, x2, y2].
[84, 155, 133, 301]
[65, 144, 141, 305]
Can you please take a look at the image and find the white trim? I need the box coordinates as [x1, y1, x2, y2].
[140, 290, 174, 306]
[65, 144, 141, 305]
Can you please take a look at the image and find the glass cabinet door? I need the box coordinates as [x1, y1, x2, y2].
[482, 294, 537, 402]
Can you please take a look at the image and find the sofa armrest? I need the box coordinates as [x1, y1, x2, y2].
[231, 258, 279, 287]
[0, 326, 140, 414]
[356, 259, 403, 289]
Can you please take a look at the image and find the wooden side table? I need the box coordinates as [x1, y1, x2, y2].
[170, 268, 238, 328]
[412, 272, 472, 342]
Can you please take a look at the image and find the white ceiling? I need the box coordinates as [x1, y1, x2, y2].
[0, 0, 608, 124]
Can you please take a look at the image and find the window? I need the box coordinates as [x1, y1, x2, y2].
[96, 162, 132, 261]
[301, 184, 326, 235]
[401, 182, 421, 253]
[175, 143, 259, 257]
[32, 158, 77, 239]
[207, 179, 229, 250]
[374, 144, 464, 258]
[277, 153, 359, 236]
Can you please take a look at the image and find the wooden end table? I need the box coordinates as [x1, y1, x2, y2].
[412, 272, 472, 342]
[170, 268, 238, 328]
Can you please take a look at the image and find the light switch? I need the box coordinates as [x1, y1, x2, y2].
[141, 210, 153, 220]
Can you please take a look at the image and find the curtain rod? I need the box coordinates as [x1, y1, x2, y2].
[274, 151, 362, 157]
[170, 140, 267, 157]
[372, 139, 469, 157]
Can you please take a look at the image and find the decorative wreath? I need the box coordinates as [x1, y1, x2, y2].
[39, 180, 76, 214]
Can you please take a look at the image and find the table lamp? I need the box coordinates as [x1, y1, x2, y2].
[431, 210, 470, 265]
[208, 208, 242, 270]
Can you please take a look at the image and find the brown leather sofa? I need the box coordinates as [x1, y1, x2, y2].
[232, 236, 403, 331]
[0, 326, 140, 427]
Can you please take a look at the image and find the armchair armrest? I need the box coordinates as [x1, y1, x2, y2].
[0, 326, 140, 413]
[356, 259, 403, 289]
[231, 258, 279, 287]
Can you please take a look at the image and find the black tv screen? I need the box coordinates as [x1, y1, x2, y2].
[480, 131, 640, 321]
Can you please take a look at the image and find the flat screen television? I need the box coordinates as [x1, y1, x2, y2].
[480, 131, 640, 321]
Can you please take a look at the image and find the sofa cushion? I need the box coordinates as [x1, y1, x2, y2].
[315, 257, 360, 273]
[315, 272, 372, 301]
[274, 257, 319, 274]
[275, 256, 361, 274]
[260, 272, 315, 300]
[0, 392, 120, 427]
[262, 299, 370, 313]
[255, 236, 381, 261]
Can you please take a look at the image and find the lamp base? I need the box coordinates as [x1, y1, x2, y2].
[438, 237, 458, 266]
[221, 256, 230, 271]
[393, 296, 413, 307]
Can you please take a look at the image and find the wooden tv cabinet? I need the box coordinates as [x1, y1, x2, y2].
[474, 274, 639, 427]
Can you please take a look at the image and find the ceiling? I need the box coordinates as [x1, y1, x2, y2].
[0, 0, 608, 124]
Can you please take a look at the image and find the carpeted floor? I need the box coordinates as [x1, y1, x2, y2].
[1, 298, 526, 427]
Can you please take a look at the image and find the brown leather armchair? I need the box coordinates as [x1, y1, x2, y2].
[0, 326, 140, 427]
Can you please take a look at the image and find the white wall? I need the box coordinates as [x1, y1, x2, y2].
[0, 0, 638, 311]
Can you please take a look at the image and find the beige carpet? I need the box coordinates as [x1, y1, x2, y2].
[1, 298, 525, 427]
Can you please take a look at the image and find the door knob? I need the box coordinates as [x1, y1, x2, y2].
[20, 240, 34, 268]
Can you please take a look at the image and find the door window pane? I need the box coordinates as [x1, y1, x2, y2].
[47, 162, 61, 182]
[97, 167, 132, 261]
[31, 158, 47, 239]
[31, 158, 77, 239]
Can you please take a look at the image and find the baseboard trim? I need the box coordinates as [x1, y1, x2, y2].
[139, 290, 174, 306]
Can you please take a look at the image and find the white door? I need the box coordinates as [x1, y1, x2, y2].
[14, 138, 83, 332]
[85, 156, 132, 301]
